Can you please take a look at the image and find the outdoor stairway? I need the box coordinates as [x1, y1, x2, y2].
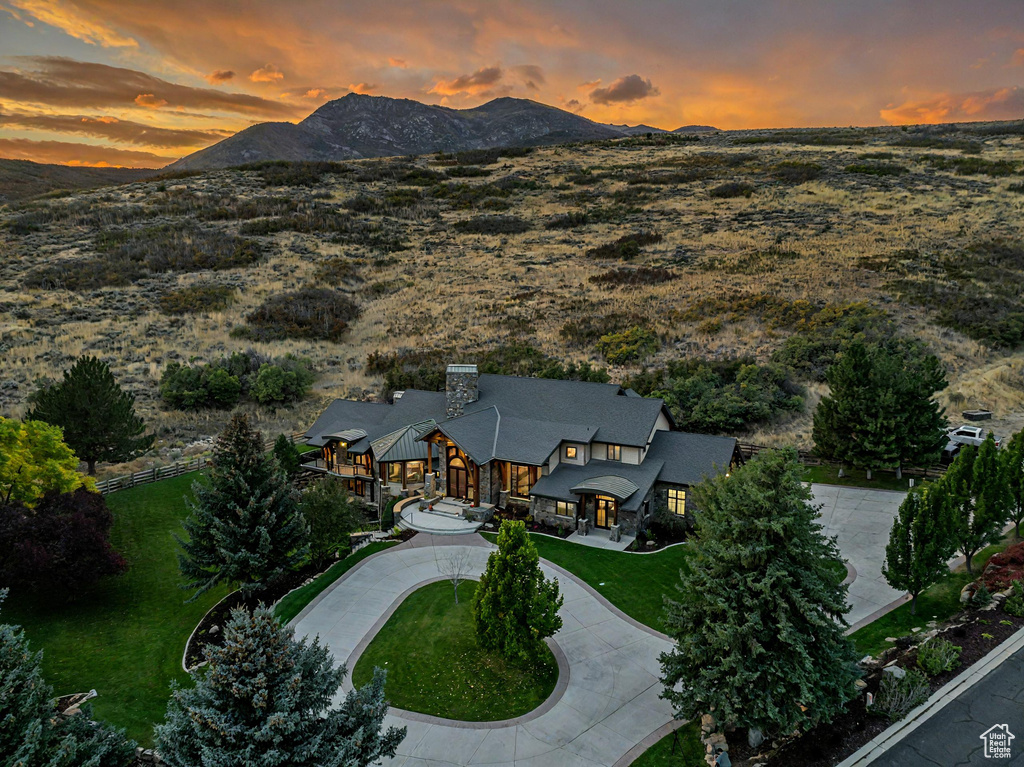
[395, 497, 491, 535]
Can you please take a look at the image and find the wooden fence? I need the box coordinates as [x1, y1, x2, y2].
[95, 431, 308, 495]
[736, 442, 947, 481]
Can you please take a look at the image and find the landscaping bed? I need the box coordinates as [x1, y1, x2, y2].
[738, 605, 1024, 766]
[351, 580, 559, 721]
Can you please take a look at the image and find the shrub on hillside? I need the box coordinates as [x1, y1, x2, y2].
[585, 231, 662, 260]
[589, 266, 678, 287]
[844, 163, 907, 176]
[544, 211, 590, 229]
[245, 288, 361, 342]
[772, 161, 823, 183]
[709, 181, 755, 198]
[596, 326, 660, 365]
[160, 351, 314, 410]
[452, 215, 531, 235]
[0, 488, 126, 597]
[159, 283, 235, 315]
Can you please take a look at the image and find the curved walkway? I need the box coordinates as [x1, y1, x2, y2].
[291, 533, 676, 767]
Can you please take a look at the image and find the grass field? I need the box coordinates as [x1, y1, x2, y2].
[631, 722, 704, 766]
[803, 464, 921, 493]
[850, 534, 1016, 657]
[274, 540, 398, 624]
[2, 473, 225, 746]
[482, 532, 692, 633]
[351, 580, 558, 721]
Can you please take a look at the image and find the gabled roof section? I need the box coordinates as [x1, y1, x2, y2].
[428, 406, 500, 465]
[325, 428, 367, 443]
[372, 420, 436, 463]
[304, 399, 392, 447]
[646, 431, 737, 486]
[530, 459, 664, 512]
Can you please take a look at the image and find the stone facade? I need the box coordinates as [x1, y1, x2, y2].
[652, 484, 696, 531]
[445, 364, 479, 418]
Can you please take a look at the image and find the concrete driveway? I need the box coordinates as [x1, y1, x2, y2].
[812, 484, 908, 629]
[291, 534, 676, 767]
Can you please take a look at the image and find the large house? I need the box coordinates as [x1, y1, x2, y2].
[304, 364, 740, 536]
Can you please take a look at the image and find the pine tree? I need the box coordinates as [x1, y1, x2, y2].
[27, 356, 153, 475]
[177, 415, 308, 602]
[882, 486, 955, 614]
[273, 434, 302, 479]
[473, 520, 563, 663]
[155, 605, 405, 767]
[659, 449, 859, 738]
[946, 436, 1008, 576]
[813, 341, 947, 478]
[1002, 429, 1024, 538]
[299, 479, 361, 571]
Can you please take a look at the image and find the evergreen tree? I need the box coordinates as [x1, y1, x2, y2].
[659, 449, 859, 738]
[1, 590, 136, 767]
[299, 479, 362, 571]
[946, 437, 1008, 576]
[272, 434, 302, 479]
[177, 415, 308, 602]
[473, 520, 563, 663]
[155, 605, 405, 767]
[882, 485, 956, 614]
[1002, 429, 1024, 538]
[27, 357, 153, 475]
[813, 341, 947, 478]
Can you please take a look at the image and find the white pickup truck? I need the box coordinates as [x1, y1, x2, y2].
[946, 425, 1001, 449]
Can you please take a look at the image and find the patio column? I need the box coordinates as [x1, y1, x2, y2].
[427, 440, 432, 476]
[473, 462, 480, 507]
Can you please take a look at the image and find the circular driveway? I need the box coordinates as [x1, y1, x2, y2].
[290, 534, 676, 767]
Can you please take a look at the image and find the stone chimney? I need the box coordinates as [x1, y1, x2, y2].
[446, 364, 479, 418]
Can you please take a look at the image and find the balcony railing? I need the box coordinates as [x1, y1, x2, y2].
[307, 459, 372, 477]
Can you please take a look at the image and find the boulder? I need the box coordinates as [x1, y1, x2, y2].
[883, 665, 906, 679]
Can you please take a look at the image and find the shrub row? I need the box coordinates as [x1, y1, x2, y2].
[160, 350, 314, 409]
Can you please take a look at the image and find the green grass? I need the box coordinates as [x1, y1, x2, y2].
[2, 473, 225, 746]
[803, 464, 922, 493]
[850, 535, 1015, 657]
[351, 580, 558, 720]
[631, 722, 704, 766]
[274, 541, 398, 624]
[481, 532, 692, 633]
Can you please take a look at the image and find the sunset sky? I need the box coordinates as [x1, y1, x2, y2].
[0, 0, 1022, 167]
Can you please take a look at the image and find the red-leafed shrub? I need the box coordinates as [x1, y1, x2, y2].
[981, 541, 1024, 591]
[0, 488, 126, 597]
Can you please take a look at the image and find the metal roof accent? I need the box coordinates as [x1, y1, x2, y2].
[324, 428, 368, 443]
[570, 475, 640, 501]
[372, 420, 436, 463]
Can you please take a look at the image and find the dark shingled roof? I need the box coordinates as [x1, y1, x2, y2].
[530, 459, 664, 512]
[645, 431, 737, 486]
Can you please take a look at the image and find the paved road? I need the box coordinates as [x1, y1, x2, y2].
[291, 534, 676, 767]
[812, 485, 907, 627]
[870, 643, 1024, 766]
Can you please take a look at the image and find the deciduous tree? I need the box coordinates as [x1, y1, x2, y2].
[882, 486, 956, 614]
[659, 449, 859, 738]
[177, 415, 308, 601]
[27, 356, 153, 475]
[1001, 429, 1024, 538]
[298, 478, 361, 570]
[0, 417, 88, 507]
[945, 436, 1009, 576]
[155, 605, 405, 767]
[273, 434, 302, 479]
[473, 520, 562, 663]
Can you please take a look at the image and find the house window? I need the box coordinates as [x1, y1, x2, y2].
[510, 463, 539, 499]
[606, 444, 621, 461]
[387, 462, 403, 485]
[351, 480, 366, 496]
[555, 501, 576, 517]
[406, 461, 424, 485]
[565, 446, 578, 460]
[667, 488, 686, 516]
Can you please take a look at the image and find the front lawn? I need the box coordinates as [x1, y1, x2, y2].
[2, 473, 225, 746]
[804, 464, 920, 493]
[631, 722, 704, 766]
[850, 534, 1015, 657]
[351, 580, 558, 721]
[481, 532, 692, 633]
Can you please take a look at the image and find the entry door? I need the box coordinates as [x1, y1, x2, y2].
[447, 457, 468, 499]
[595, 496, 617, 528]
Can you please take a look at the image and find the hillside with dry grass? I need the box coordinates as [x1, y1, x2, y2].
[3, 124, 1024, 472]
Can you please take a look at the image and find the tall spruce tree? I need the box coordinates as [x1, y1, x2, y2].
[1002, 429, 1024, 538]
[177, 415, 308, 601]
[946, 436, 1008, 576]
[155, 605, 405, 767]
[473, 520, 563, 663]
[27, 356, 153, 475]
[882, 486, 956, 614]
[813, 341, 946, 478]
[659, 449, 859, 737]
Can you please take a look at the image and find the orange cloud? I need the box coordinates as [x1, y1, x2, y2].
[303, 88, 328, 99]
[590, 75, 659, 105]
[348, 83, 376, 95]
[8, 0, 138, 47]
[0, 112, 228, 147]
[134, 93, 168, 108]
[0, 137, 172, 167]
[429, 66, 504, 96]
[205, 69, 235, 84]
[880, 86, 1024, 124]
[1013, 49, 1024, 66]
[249, 63, 284, 83]
[388, 57, 408, 68]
